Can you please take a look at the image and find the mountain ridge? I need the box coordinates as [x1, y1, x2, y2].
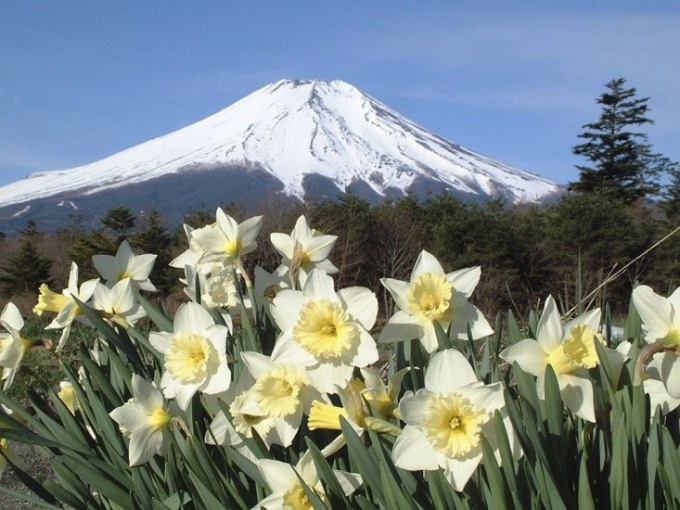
[0, 79, 563, 232]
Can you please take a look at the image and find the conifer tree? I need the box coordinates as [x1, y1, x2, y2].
[0, 221, 53, 296]
[570, 78, 667, 203]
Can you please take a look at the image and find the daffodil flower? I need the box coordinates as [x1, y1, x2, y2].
[392, 349, 518, 491]
[34, 262, 99, 351]
[92, 240, 157, 291]
[109, 374, 173, 466]
[632, 285, 680, 398]
[500, 295, 624, 422]
[359, 366, 410, 420]
[57, 381, 79, 414]
[183, 265, 240, 313]
[191, 208, 263, 267]
[254, 452, 362, 510]
[170, 223, 216, 275]
[150, 302, 231, 409]
[92, 278, 146, 327]
[380, 250, 493, 353]
[269, 269, 379, 394]
[0, 302, 31, 390]
[270, 215, 338, 286]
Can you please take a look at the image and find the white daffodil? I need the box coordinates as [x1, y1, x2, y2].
[205, 367, 293, 452]
[0, 302, 32, 390]
[254, 452, 362, 510]
[34, 262, 99, 351]
[269, 269, 379, 394]
[191, 208, 263, 267]
[183, 265, 240, 312]
[109, 374, 173, 466]
[150, 302, 231, 410]
[92, 279, 146, 327]
[631, 285, 680, 398]
[92, 239, 157, 292]
[392, 349, 518, 492]
[616, 341, 680, 415]
[500, 296, 624, 422]
[270, 215, 338, 287]
[379, 250, 494, 353]
[170, 223, 220, 276]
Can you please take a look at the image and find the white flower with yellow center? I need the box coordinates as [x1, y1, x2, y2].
[0, 302, 32, 390]
[380, 250, 494, 353]
[269, 269, 379, 394]
[270, 215, 339, 286]
[92, 240, 157, 292]
[392, 349, 518, 491]
[253, 452, 362, 510]
[632, 285, 680, 398]
[34, 262, 99, 351]
[191, 208, 263, 266]
[92, 279, 146, 327]
[170, 223, 218, 275]
[500, 295, 625, 422]
[109, 374, 173, 466]
[183, 265, 240, 313]
[150, 302, 231, 410]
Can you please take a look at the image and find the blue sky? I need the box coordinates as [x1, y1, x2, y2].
[1, 2, 679, 188]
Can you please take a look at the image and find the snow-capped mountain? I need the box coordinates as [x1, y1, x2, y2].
[0, 79, 562, 231]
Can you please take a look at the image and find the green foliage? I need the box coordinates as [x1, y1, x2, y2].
[0, 237, 53, 297]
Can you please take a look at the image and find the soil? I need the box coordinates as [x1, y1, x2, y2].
[1, 443, 55, 509]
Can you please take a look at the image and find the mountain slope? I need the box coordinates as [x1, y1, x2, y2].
[0, 79, 562, 230]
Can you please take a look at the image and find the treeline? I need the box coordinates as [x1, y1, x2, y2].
[1, 192, 678, 322]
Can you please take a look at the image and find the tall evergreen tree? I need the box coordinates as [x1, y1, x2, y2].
[570, 78, 665, 203]
[0, 223, 53, 296]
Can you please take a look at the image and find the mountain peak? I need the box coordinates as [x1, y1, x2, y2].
[0, 79, 562, 228]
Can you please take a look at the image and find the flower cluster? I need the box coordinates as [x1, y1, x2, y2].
[1, 206, 675, 508]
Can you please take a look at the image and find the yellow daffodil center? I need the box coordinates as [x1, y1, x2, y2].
[148, 406, 171, 432]
[547, 324, 602, 374]
[283, 481, 324, 510]
[165, 332, 213, 384]
[293, 300, 358, 360]
[225, 239, 241, 258]
[424, 393, 490, 458]
[661, 328, 680, 345]
[406, 272, 453, 322]
[118, 270, 132, 280]
[34, 284, 70, 315]
[254, 366, 306, 417]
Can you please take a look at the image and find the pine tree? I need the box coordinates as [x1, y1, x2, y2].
[0, 235, 53, 297]
[570, 78, 665, 203]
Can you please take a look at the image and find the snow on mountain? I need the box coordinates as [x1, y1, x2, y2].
[0, 79, 561, 210]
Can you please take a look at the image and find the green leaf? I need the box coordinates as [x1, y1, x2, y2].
[136, 291, 174, 332]
[577, 454, 595, 510]
[340, 417, 384, 506]
[480, 435, 508, 510]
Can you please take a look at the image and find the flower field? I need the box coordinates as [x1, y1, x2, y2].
[0, 208, 679, 509]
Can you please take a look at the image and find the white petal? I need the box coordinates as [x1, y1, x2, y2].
[411, 250, 445, 279]
[270, 233, 294, 259]
[175, 302, 214, 333]
[351, 329, 379, 367]
[559, 373, 596, 423]
[500, 339, 548, 376]
[398, 390, 431, 426]
[380, 278, 411, 313]
[304, 235, 337, 262]
[0, 302, 23, 333]
[633, 286, 673, 342]
[338, 287, 377, 331]
[457, 382, 505, 412]
[536, 296, 564, 353]
[241, 352, 274, 379]
[564, 308, 601, 338]
[392, 425, 441, 471]
[333, 470, 363, 496]
[270, 290, 305, 332]
[237, 216, 264, 252]
[258, 459, 297, 493]
[303, 270, 336, 301]
[447, 266, 481, 299]
[425, 349, 478, 392]
[644, 378, 680, 415]
[129, 428, 163, 466]
[442, 454, 482, 492]
[659, 351, 680, 399]
[201, 362, 232, 395]
[306, 363, 353, 394]
[378, 311, 424, 344]
[149, 331, 173, 354]
[448, 301, 494, 340]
